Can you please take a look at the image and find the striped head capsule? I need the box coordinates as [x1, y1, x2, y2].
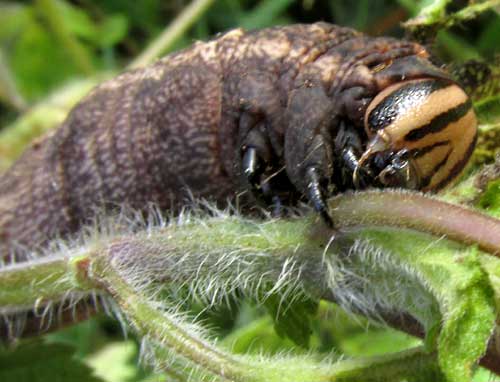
[354, 78, 477, 191]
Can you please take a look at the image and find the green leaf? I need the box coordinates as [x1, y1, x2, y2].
[263, 293, 319, 348]
[96, 15, 129, 48]
[436, 251, 496, 381]
[223, 316, 303, 355]
[0, 3, 32, 41]
[361, 229, 497, 381]
[55, 1, 128, 48]
[0, 342, 104, 382]
[55, 0, 99, 41]
[476, 95, 500, 126]
[86, 341, 140, 382]
[473, 367, 500, 382]
[0, 5, 84, 100]
[479, 179, 500, 217]
[339, 328, 421, 357]
[240, 0, 295, 30]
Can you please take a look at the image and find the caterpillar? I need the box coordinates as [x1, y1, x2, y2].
[0, 22, 477, 338]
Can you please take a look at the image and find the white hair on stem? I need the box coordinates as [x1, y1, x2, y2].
[0, 200, 440, 378]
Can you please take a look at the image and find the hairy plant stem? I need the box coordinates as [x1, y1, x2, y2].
[0, 190, 499, 378]
[62, 253, 448, 382]
[92, 258, 247, 382]
[0, 255, 94, 310]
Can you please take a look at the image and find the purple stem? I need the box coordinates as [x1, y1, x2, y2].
[329, 189, 500, 257]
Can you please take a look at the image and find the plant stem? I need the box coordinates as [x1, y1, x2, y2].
[450, 0, 500, 27]
[1, 191, 499, 377]
[129, 0, 215, 69]
[328, 190, 500, 257]
[0, 51, 26, 112]
[92, 256, 247, 381]
[0, 255, 93, 309]
[90, 248, 444, 382]
[404, 0, 500, 27]
[0, 77, 103, 170]
[332, 347, 441, 381]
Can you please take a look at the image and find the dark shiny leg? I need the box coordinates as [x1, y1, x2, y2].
[305, 167, 334, 228]
[335, 120, 374, 189]
[242, 146, 270, 206]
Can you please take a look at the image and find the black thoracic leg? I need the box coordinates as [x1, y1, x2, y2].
[284, 86, 336, 227]
[240, 117, 281, 209]
[241, 146, 270, 205]
[241, 147, 284, 215]
[236, 71, 287, 212]
[242, 146, 263, 189]
[334, 120, 374, 189]
[305, 167, 333, 227]
[335, 120, 363, 172]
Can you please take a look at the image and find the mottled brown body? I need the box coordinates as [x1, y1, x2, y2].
[1, 23, 446, 261]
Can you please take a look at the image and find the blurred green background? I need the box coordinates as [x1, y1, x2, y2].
[0, 1, 498, 381]
[0, 0, 498, 121]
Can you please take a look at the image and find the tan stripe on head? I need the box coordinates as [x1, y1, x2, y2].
[384, 83, 469, 143]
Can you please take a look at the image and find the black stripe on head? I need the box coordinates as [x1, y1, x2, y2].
[409, 140, 450, 159]
[420, 147, 452, 188]
[367, 79, 449, 132]
[404, 99, 472, 141]
[433, 130, 478, 190]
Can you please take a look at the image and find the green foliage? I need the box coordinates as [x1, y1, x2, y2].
[263, 293, 319, 348]
[479, 179, 500, 216]
[0, 342, 105, 382]
[85, 341, 143, 382]
[0, 4, 84, 100]
[53, 0, 128, 49]
[361, 229, 497, 380]
[1, 192, 500, 380]
[476, 95, 500, 125]
[0, 0, 498, 115]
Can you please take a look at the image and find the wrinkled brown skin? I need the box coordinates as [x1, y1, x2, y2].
[0, 23, 449, 337]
